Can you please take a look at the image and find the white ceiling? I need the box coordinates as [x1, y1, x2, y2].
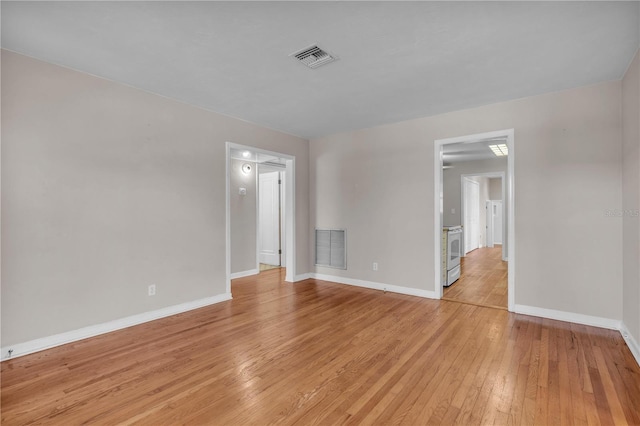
[2, 2, 639, 139]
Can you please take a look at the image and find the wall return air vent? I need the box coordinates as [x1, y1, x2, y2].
[315, 229, 346, 269]
[290, 45, 337, 69]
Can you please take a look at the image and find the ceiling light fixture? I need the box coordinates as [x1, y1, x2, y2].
[489, 144, 508, 156]
[242, 151, 251, 158]
[241, 163, 252, 174]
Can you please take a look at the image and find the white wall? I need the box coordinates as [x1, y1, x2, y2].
[230, 159, 257, 274]
[0, 50, 310, 348]
[310, 80, 623, 321]
[489, 178, 502, 200]
[622, 49, 640, 346]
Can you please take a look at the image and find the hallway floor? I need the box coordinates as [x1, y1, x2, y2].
[443, 246, 507, 309]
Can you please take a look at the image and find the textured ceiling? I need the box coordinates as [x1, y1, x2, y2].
[2, 1, 639, 139]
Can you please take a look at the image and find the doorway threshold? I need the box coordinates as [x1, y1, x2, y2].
[260, 263, 281, 272]
[441, 297, 507, 311]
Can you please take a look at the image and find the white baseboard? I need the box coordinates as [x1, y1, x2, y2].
[294, 273, 313, 282]
[1, 293, 232, 361]
[514, 304, 621, 330]
[230, 269, 259, 279]
[310, 273, 437, 299]
[620, 322, 640, 367]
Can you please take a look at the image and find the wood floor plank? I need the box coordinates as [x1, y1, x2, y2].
[520, 317, 541, 425]
[452, 315, 512, 425]
[1, 269, 639, 425]
[592, 346, 628, 425]
[565, 326, 589, 426]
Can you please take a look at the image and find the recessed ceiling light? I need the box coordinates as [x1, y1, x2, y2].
[242, 151, 251, 158]
[489, 144, 508, 156]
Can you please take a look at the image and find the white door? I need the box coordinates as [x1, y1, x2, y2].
[486, 201, 494, 248]
[492, 200, 503, 244]
[259, 172, 280, 265]
[463, 178, 480, 254]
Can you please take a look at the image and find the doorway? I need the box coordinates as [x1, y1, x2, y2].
[225, 142, 296, 295]
[451, 172, 507, 309]
[460, 173, 507, 261]
[258, 164, 286, 272]
[433, 129, 515, 311]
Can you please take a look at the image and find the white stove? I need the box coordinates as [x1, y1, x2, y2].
[442, 226, 462, 286]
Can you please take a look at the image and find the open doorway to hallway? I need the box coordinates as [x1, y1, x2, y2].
[225, 143, 296, 296]
[434, 130, 515, 311]
[445, 173, 507, 309]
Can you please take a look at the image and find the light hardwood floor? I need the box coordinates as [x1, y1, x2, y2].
[443, 246, 508, 309]
[2, 269, 639, 425]
[260, 263, 281, 272]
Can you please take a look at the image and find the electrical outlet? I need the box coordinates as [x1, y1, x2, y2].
[373, 262, 378, 271]
[148, 284, 156, 296]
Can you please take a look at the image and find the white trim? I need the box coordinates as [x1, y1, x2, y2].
[226, 143, 232, 295]
[620, 322, 640, 367]
[230, 269, 259, 279]
[434, 144, 443, 300]
[281, 171, 286, 267]
[310, 273, 437, 299]
[1, 293, 232, 361]
[284, 157, 295, 283]
[506, 131, 515, 310]
[434, 129, 515, 312]
[514, 304, 621, 330]
[294, 273, 313, 282]
[255, 159, 260, 272]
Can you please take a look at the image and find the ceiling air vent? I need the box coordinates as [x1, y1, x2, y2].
[290, 45, 337, 69]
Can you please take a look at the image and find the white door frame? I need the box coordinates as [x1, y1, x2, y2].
[460, 172, 506, 260]
[461, 177, 480, 254]
[433, 129, 515, 311]
[279, 172, 286, 267]
[226, 142, 296, 296]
